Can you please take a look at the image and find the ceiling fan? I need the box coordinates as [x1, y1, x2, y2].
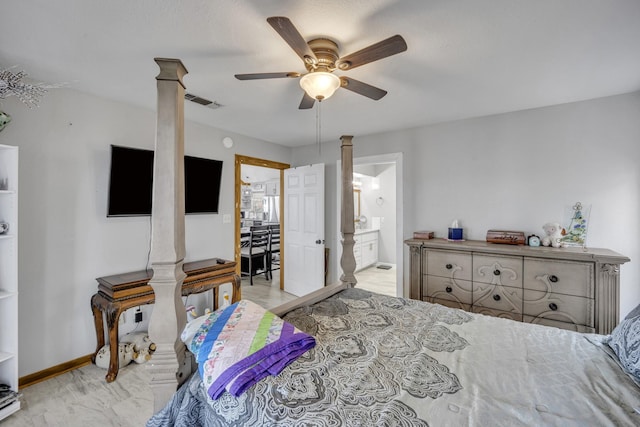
[235, 16, 408, 109]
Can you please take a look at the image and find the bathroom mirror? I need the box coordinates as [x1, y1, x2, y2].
[354, 189, 361, 221]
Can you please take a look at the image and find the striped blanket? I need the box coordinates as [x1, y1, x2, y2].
[185, 300, 316, 399]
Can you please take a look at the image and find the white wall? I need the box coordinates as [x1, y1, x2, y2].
[293, 91, 640, 319]
[0, 88, 291, 376]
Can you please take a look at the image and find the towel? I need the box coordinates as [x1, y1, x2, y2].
[188, 300, 316, 399]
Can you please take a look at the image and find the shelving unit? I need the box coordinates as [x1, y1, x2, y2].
[0, 144, 19, 420]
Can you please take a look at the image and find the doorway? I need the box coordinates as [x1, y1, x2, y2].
[335, 152, 403, 297]
[234, 155, 290, 291]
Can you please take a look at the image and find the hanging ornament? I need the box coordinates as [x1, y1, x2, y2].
[0, 67, 61, 108]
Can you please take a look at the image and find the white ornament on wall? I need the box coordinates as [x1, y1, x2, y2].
[0, 67, 62, 108]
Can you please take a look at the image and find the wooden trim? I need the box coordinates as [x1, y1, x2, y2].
[19, 354, 93, 389]
[234, 155, 290, 290]
[271, 282, 348, 317]
[235, 154, 290, 171]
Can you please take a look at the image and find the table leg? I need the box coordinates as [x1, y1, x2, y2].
[90, 294, 106, 364]
[104, 304, 122, 383]
[232, 274, 241, 302]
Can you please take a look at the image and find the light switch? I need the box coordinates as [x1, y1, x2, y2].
[223, 214, 231, 224]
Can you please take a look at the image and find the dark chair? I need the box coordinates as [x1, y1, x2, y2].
[240, 226, 270, 286]
[267, 224, 280, 280]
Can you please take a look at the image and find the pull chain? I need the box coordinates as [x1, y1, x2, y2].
[316, 99, 322, 155]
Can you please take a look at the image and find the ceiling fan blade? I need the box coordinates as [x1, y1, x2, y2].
[340, 77, 387, 100]
[336, 35, 407, 70]
[267, 17, 317, 64]
[235, 72, 300, 80]
[299, 92, 315, 109]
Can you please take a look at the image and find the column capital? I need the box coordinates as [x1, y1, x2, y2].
[154, 58, 188, 87]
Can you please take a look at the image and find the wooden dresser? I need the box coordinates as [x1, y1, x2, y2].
[405, 239, 629, 334]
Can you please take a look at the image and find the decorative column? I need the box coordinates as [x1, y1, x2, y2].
[407, 242, 422, 300]
[597, 263, 621, 334]
[340, 135, 357, 287]
[147, 58, 190, 411]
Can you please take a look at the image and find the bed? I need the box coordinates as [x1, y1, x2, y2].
[146, 287, 640, 426]
[144, 58, 640, 426]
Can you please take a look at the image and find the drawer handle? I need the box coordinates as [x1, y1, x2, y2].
[445, 286, 452, 293]
[549, 303, 558, 311]
[549, 275, 559, 283]
[493, 294, 501, 301]
[446, 264, 453, 270]
[493, 269, 501, 276]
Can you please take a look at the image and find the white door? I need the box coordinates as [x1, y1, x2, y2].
[284, 163, 325, 297]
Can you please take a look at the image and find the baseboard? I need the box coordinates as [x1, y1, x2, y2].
[19, 354, 93, 389]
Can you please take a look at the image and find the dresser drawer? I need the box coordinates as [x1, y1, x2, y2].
[426, 250, 472, 281]
[472, 306, 523, 322]
[523, 258, 593, 298]
[427, 297, 471, 312]
[424, 275, 472, 305]
[523, 289, 594, 327]
[473, 282, 523, 314]
[473, 254, 523, 287]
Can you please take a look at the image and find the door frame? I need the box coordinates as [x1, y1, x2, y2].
[335, 152, 403, 296]
[235, 155, 290, 289]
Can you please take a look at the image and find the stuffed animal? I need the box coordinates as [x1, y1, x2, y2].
[131, 344, 155, 364]
[542, 222, 565, 248]
[121, 332, 156, 364]
[186, 305, 211, 322]
[95, 342, 135, 369]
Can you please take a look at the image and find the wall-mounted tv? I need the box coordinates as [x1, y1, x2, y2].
[107, 145, 223, 217]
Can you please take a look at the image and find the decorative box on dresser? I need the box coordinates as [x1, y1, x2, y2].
[405, 239, 629, 334]
[0, 144, 19, 420]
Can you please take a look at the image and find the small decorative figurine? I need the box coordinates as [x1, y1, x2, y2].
[95, 342, 135, 370]
[528, 235, 541, 247]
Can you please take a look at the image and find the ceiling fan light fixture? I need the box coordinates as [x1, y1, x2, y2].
[299, 72, 341, 101]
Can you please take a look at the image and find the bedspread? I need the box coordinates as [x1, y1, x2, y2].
[147, 288, 640, 426]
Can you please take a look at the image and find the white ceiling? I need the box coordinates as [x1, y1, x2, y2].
[2, 0, 640, 147]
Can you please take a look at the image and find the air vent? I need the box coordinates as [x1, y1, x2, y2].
[184, 93, 223, 109]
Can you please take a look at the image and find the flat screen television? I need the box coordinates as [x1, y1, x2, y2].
[107, 145, 223, 216]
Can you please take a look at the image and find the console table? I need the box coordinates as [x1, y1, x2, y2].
[405, 239, 629, 334]
[91, 258, 241, 382]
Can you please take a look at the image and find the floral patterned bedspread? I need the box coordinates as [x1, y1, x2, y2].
[147, 288, 640, 427]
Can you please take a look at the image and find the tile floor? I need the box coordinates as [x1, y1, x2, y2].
[355, 264, 397, 296]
